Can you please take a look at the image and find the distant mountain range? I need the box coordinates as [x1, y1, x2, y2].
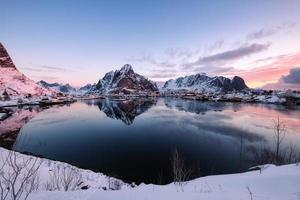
[0, 43, 54, 96]
[37, 80, 96, 95]
[1, 42, 249, 97]
[38, 71, 248, 96]
[37, 80, 77, 94]
[162, 73, 248, 93]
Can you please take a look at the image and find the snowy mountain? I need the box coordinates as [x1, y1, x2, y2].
[78, 83, 96, 94]
[37, 80, 77, 94]
[0, 43, 54, 96]
[162, 73, 248, 93]
[90, 64, 158, 95]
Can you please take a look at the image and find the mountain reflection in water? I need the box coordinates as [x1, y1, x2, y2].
[95, 98, 157, 125]
[0, 106, 47, 149]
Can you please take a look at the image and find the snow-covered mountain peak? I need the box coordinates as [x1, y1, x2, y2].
[120, 64, 134, 74]
[90, 64, 158, 95]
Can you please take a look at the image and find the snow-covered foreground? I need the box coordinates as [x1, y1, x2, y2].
[1, 148, 299, 200]
[0, 147, 129, 199]
[29, 163, 300, 200]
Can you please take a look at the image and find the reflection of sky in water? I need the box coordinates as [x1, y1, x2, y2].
[12, 98, 300, 184]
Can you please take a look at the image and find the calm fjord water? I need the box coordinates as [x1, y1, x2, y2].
[8, 98, 300, 184]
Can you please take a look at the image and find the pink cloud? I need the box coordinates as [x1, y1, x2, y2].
[228, 52, 300, 89]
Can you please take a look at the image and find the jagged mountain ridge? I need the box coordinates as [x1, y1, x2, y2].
[90, 64, 158, 95]
[0, 43, 54, 96]
[162, 73, 248, 93]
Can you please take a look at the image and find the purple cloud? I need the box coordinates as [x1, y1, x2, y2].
[185, 43, 270, 68]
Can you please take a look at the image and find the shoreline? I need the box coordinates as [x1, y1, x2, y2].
[1, 94, 300, 109]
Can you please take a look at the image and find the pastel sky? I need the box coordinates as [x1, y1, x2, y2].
[1, 0, 300, 89]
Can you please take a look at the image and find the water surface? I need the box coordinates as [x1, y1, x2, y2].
[5, 98, 300, 184]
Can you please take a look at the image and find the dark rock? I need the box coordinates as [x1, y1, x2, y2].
[0, 42, 16, 69]
[231, 76, 248, 90]
[81, 185, 89, 190]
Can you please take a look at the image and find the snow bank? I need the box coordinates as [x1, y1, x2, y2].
[1, 148, 299, 200]
[0, 147, 129, 199]
[28, 157, 300, 200]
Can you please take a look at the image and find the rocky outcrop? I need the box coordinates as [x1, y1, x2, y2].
[231, 76, 248, 91]
[0, 43, 16, 69]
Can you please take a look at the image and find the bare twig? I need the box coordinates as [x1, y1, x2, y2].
[0, 151, 42, 200]
[273, 116, 286, 163]
[46, 165, 82, 191]
[171, 148, 192, 192]
[246, 186, 253, 200]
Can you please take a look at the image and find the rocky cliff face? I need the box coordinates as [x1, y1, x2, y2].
[91, 64, 158, 95]
[231, 76, 248, 91]
[162, 73, 248, 93]
[0, 43, 16, 69]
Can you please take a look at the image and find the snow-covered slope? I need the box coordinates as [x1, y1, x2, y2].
[0, 147, 128, 198]
[1, 145, 299, 200]
[90, 64, 158, 95]
[163, 73, 248, 93]
[28, 163, 300, 200]
[0, 43, 54, 96]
